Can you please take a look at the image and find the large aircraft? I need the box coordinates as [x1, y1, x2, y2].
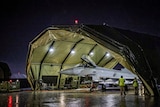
[60, 55, 138, 82]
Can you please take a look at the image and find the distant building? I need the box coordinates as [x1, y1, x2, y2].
[0, 62, 11, 82]
[10, 72, 30, 88]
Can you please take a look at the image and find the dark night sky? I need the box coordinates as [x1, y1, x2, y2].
[0, 0, 159, 74]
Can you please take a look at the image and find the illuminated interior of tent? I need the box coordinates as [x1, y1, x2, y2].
[26, 27, 136, 91]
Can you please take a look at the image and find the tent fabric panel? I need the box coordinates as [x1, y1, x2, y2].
[89, 45, 109, 64]
[30, 64, 40, 80]
[44, 41, 75, 64]
[63, 43, 95, 65]
[103, 59, 118, 69]
[31, 42, 52, 63]
[40, 65, 60, 76]
[98, 57, 114, 67]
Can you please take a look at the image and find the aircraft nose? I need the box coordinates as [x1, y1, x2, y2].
[59, 70, 65, 74]
[60, 70, 67, 74]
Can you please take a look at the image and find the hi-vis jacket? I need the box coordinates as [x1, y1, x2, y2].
[119, 78, 125, 87]
[133, 79, 138, 87]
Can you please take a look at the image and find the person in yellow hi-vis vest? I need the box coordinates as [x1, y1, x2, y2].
[118, 76, 126, 96]
[133, 77, 139, 95]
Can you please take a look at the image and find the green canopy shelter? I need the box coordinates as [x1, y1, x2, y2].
[26, 24, 160, 96]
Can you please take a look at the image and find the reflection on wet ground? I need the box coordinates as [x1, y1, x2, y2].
[0, 90, 159, 107]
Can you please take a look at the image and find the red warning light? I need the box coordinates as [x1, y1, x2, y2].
[74, 19, 78, 24]
[9, 80, 12, 83]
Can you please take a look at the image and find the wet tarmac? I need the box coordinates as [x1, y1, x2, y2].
[0, 89, 160, 107]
